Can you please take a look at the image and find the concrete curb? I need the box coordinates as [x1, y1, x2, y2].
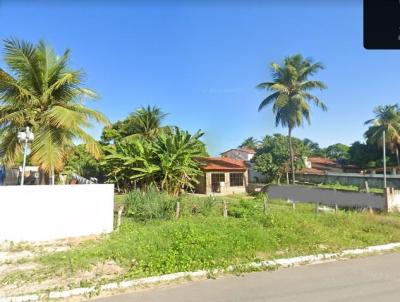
[2, 242, 400, 301]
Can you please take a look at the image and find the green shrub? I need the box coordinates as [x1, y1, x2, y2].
[124, 188, 175, 221]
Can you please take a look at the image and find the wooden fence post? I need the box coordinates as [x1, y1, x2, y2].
[175, 201, 180, 219]
[223, 200, 228, 218]
[263, 195, 268, 214]
[365, 180, 370, 193]
[335, 203, 338, 214]
[315, 202, 319, 214]
[117, 205, 124, 231]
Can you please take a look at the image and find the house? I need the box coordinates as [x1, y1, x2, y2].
[194, 157, 249, 195]
[304, 157, 342, 173]
[221, 148, 256, 161]
[221, 148, 267, 183]
[300, 157, 361, 174]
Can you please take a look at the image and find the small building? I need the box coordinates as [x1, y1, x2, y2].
[195, 157, 249, 195]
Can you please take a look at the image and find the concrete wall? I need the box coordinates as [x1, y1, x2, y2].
[266, 184, 385, 210]
[0, 184, 114, 242]
[248, 163, 268, 183]
[296, 172, 400, 189]
[385, 187, 400, 212]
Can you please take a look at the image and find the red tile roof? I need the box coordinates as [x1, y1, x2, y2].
[195, 157, 248, 171]
[297, 167, 325, 175]
[308, 157, 336, 165]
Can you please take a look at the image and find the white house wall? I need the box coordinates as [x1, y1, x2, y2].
[0, 184, 114, 242]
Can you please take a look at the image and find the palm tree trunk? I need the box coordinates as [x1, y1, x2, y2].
[396, 147, 400, 166]
[288, 127, 296, 184]
[50, 166, 55, 185]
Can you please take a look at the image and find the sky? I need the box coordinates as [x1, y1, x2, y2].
[1, 0, 400, 155]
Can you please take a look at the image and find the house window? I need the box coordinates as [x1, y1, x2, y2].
[230, 173, 244, 187]
[211, 173, 225, 193]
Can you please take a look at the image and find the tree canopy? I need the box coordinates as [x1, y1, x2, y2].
[253, 134, 310, 182]
[101, 105, 169, 144]
[364, 104, 400, 165]
[239, 137, 259, 150]
[103, 127, 207, 195]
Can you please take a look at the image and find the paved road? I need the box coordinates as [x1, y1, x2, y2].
[95, 253, 400, 302]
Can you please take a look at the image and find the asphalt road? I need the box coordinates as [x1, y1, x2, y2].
[94, 253, 400, 302]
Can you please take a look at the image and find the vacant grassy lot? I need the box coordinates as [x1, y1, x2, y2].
[2, 193, 400, 295]
[40, 194, 400, 277]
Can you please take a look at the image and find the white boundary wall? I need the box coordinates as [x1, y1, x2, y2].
[0, 184, 114, 242]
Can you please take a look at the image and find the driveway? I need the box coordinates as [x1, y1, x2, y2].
[94, 253, 400, 302]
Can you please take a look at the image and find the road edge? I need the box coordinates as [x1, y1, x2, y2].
[2, 242, 400, 302]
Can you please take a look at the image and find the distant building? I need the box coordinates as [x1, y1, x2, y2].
[221, 148, 266, 183]
[300, 157, 361, 174]
[0, 166, 40, 185]
[194, 157, 249, 195]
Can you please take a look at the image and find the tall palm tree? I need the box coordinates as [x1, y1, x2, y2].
[0, 38, 108, 184]
[364, 104, 400, 165]
[239, 137, 259, 150]
[257, 54, 327, 183]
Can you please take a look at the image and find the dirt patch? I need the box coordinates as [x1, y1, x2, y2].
[0, 259, 126, 297]
[0, 235, 110, 297]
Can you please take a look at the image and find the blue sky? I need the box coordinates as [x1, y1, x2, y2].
[1, 1, 399, 155]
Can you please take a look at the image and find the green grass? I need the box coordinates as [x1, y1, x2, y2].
[34, 195, 400, 283]
[114, 194, 127, 205]
[315, 183, 384, 194]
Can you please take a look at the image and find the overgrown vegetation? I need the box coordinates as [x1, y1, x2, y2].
[27, 193, 400, 285]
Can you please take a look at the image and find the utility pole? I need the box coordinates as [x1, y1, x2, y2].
[383, 129, 387, 188]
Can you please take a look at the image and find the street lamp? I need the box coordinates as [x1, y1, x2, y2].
[18, 127, 34, 186]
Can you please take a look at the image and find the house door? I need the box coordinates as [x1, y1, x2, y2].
[211, 173, 225, 193]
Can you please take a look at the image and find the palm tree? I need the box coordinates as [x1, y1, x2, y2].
[101, 105, 168, 144]
[239, 137, 259, 150]
[257, 54, 327, 183]
[132, 106, 168, 139]
[0, 38, 108, 184]
[364, 104, 400, 165]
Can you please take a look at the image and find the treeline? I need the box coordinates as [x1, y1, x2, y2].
[241, 104, 400, 182]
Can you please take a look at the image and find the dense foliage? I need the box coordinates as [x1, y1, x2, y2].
[252, 134, 309, 182]
[103, 127, 207, 195]
[63, 144, 105, 182]
[325, 143, 350, 160]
